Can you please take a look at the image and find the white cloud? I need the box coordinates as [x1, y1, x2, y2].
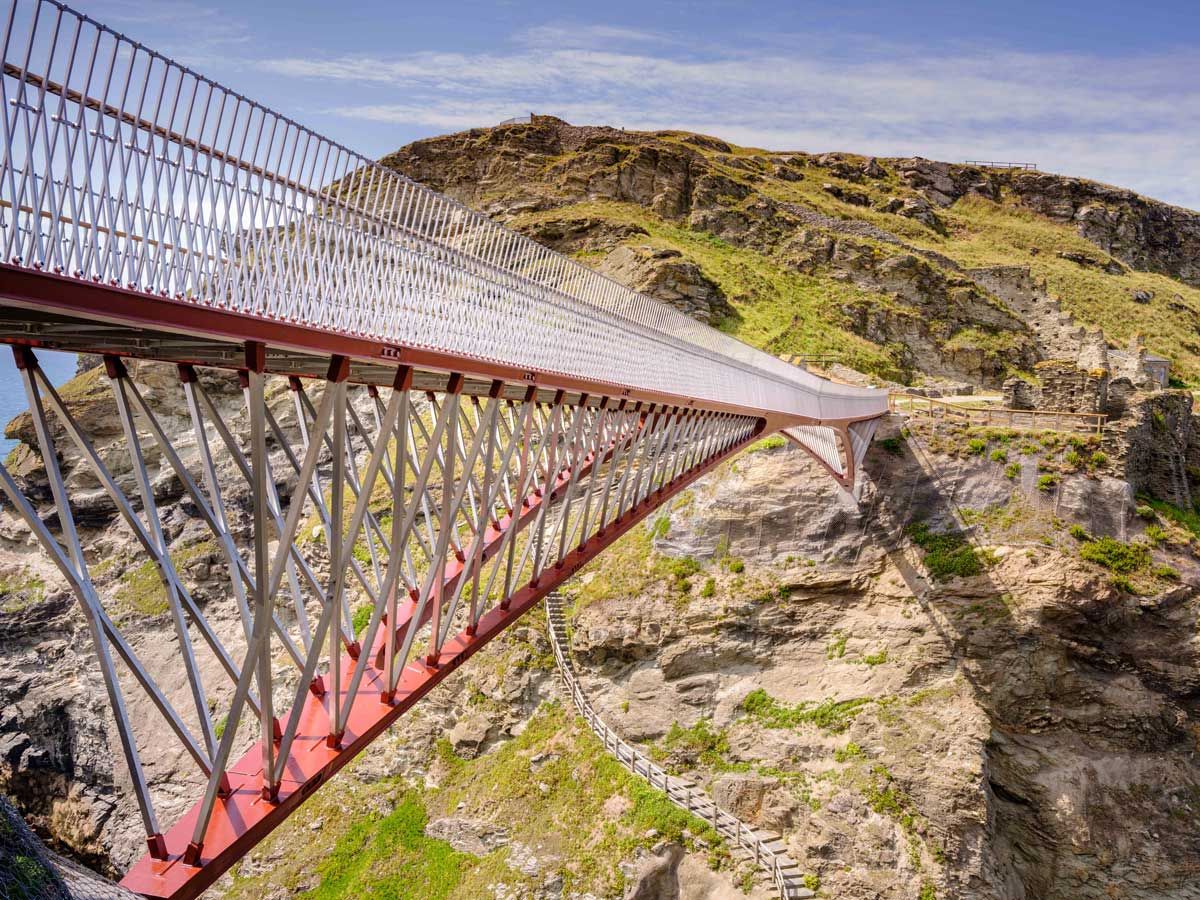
[79, 0, 250, 67]
[258, 31, 1200, 210]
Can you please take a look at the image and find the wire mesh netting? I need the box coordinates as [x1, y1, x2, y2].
[0, 795, 135, 900]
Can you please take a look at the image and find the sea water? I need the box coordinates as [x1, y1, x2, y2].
[0, 350, 79, 458]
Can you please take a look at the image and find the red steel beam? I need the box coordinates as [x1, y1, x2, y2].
[372, 401, 633, 670]
[0, 265, 819, 424]
[120, 416, 763, 900]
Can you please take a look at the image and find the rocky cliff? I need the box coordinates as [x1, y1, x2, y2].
[382, 117, 1200, 386]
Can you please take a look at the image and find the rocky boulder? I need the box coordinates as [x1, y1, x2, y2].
[595, 244, 733, 324]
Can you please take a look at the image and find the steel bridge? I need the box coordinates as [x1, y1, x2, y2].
[0, 2, 888, 896]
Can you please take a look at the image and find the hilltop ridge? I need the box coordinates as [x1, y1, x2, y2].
[381, 116, 1200, 386]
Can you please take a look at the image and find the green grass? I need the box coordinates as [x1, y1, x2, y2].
[654, 719, 731, 769]
[515, 201, 904, 379]
[300, 793, 473, 900]
[907, 522, 988, 581]
[514, 137, 1200, 384]
[431, 704, 722, 894]
[0, 571, 45, 613]
[1036, 473, 1059, 493]
[230, 703, 728, 900]
[833, 742, 865, 763]
[113, 540, 216, 617]
[352, 603, 373, 637]
[1079, 537, 1151, 574]
[1137, 496, 1200, 540]
[826, 632, 848, 660]
[741, 688, 869, 734]
[862, 649, 888, 666]
[931, 194, 1200, 383]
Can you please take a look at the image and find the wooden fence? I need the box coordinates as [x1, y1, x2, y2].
[544, 592, 813, 899]
[889, 393, 1105, 434]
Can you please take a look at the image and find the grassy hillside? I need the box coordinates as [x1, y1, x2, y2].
[386, 120, 1200, 385]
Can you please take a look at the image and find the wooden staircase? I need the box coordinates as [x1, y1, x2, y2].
[544, 592, 814, 899]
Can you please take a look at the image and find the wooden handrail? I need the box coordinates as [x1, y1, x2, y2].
[544, 591, 812, 899]
[889, 392, 1105, 434]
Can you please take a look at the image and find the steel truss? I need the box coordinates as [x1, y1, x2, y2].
[0, 343, 760, 898]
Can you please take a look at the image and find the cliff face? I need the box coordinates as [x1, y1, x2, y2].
[567, 428, 1200, 900]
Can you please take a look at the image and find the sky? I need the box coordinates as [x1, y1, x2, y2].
[75, 0, 1200, 210]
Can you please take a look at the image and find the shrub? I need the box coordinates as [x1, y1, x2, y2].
[352, 603, 373, 637]
[1037, 473, 1059, 492]
[727, 558, 745, 574]
[863, 649, 888, 666]
[907, 522, 986, 580]
[1004, 462, 1021, 480]
[1144, 524, 1168, 546]
[1135, 504, 1157, 521]
[666, 556, 701, 592]
[1063, 449, 1083, 470]
[826, 632, 848, 659]
[748, 434, 787, 453]
[1137, 496, 1200, 539]
[661, 718, 729, 767]
[1090, 451, 1108, 469]
[1079, 536, 1150, 573]
[989, 448, 1008, 463]
[966, 438, 987, 456]
[877, 436, 905, 456]
[699, 577, 716, 597]
[1153, 564, 1180, 581]
[1110, 574, 1139, 594]
[741, 689, 869, 733]
[1068, 524, 1089, 541]
[834, 742, 865, 762]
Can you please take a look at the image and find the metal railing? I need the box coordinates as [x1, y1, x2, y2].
[963, 160, 1037, 171]
[544, 591, 812, 899]
[889, 392, 1106, 434]
[0, 0, 885, 423]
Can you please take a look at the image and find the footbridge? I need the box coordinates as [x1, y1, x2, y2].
[0, 2, 888, 896]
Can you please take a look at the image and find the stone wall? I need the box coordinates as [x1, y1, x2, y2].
[1032, 360, 1109, 413]
[1103, 391, 1198, 507]
[1001, 377, 1037, 410]
[966, 265, 1086, 360]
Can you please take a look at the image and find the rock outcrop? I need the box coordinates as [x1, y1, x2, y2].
[566, 425, 1200, 900]
[596, 244, 732, 324]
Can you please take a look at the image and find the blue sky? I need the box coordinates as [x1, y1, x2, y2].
[79, 0, 1200, 209]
